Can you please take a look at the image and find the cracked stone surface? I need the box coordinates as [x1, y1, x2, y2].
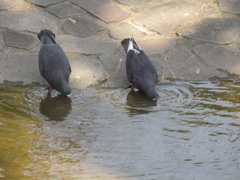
[3, 30, 38, 50]
[1, 0, 240, 88]
[179, 14, 240, 45]
[166, 49, 227, 81]
[68, 0, 131, 23]
[110, 22, 146, 39]
[0, 0, 19, 9]
[63, 16, 107, 38]
[46, 2, 85, 18]
[57, 35, 118, 55]
[27, 0, 64, 7]
[133, 0, 216, 35]
[194, 44, 240, 74]
[0, 12, 58, 33]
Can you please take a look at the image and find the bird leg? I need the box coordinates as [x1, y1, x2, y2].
[131, 84, 135, 91]
[45, 84, 53, 92]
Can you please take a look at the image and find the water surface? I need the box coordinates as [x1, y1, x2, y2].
[0, 81, 240, 179]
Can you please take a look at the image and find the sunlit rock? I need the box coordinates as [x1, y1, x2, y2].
[179, 14, 240, 45]
[68, 0, 131, 23]
[26, 0, 64, 7]
[133, 0, 216, 35]
[0, 0, 19, 9]
[110, 22, 146, 40]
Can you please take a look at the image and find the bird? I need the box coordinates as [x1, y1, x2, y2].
[38, 29, 71, 95]
[121, 36, 158, 100]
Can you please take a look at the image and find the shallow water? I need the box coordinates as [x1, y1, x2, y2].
[0, 81, 240, 179]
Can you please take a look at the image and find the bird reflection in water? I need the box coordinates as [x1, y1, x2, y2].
[40, 92, 72, 121]
[126, 91, 157, 115]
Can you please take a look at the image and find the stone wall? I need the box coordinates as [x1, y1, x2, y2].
[1, 0, 240, 89]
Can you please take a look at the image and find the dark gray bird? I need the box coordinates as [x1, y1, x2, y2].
[121, 36, 158, 100]
[38, 29, 71, 95]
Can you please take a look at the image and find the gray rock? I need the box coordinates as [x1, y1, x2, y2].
[0, 12, 58, 33]
[134, 36, 177, 55]
[27, 0, 64, 7]
[110, 22, 146, 40]
[133, 0, 216, 35]
[3, 30, 38, 50]
[165, 49, 227, 81]
[46, 2, 85, 18]
[0, 39, 6, 51]
[131, 3, 149, 13]
[194, 44, 240, 75]
[68, 0, 131, 23]
[218, 0, 240, 14]
[0, 52, 45, 86]
[0, 0, 19, 9]
[102, 57, 129, 88]
[179, 14, 240, 45]
[116, 0, 150, 5]
[63, 16, 107, 38]
[99, 53, 121, 76]
[69, 55, 109, 89]
[57, 35, 118, 55]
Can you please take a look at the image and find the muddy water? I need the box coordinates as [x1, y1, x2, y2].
[0, 82, 240, 179]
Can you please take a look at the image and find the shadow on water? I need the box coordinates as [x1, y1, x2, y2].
[126, 91, 157, 115]
[39, 92, 72, 121]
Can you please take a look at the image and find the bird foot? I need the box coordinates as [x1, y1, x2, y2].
[45, 84, 53, 92]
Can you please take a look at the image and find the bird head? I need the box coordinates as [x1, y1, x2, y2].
[38, 29, 56, 44]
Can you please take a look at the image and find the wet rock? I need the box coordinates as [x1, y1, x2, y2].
[133, 0, 216, 35]
[135, 36, 177, 55]
[46, 2, 85, 18]
[110, 22, 146, 40]
[179, 14, 240, 45]
[0, 0, 19, 9]
[3, 30, 38, 50]
[57, 35, 118, 55]
[218, 0, 240, 14]
[194, 44, 240, 75]
[0, 12, 58, 33]
[165, 49, 227, 81]
[116, 0, 150, 6]
[68, 0, 131, 23]
[63, 16, 107, 38]
[0, 52, 45, 85]
[26, 0, 64, 7]
[69, 55, 109, 89]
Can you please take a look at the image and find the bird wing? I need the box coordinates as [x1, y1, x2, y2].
[126, 50, 157, 86]
[39, 44, 71, 79]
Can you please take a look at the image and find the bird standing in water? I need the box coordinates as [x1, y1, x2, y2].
[121, 36, 158, 100]
[38, 29, 71, 95]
